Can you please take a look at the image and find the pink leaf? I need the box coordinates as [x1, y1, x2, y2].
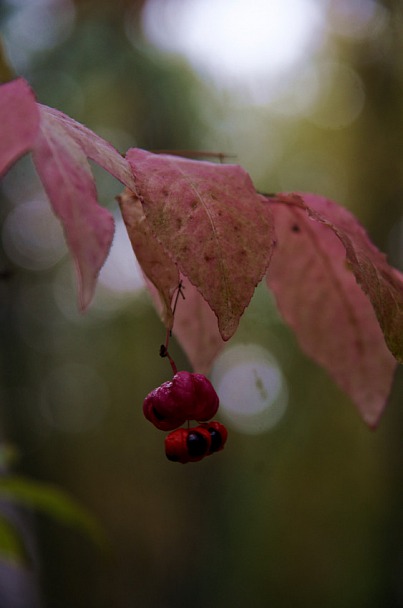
[0, 78, 39, 177]
[279, 193, 403, 363]
[32, 105, 137, 310]
[117, 188, 179, 328]
[266, 193, 400, 427]
[126, 148, 275, 340]
[118, 190, 224, 371]
[143, 272, 225, 375]
[32, 106, 115, 310]
[39, 105, 136, 190]
[172, 276, 226, 374]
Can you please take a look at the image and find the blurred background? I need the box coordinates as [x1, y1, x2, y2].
[0, 0, 402, 606]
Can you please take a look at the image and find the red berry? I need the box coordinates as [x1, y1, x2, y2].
[164, 426, 212, 464]
[143, 371, 219, 431]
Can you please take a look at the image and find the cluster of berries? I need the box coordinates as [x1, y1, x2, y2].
[143, 371, 227, 463]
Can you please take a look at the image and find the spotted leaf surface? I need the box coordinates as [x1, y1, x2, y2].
[127, 148, 275, 340]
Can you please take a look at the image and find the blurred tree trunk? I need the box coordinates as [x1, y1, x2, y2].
[352, 0, 403, 245]
[352, 1, 403, 604]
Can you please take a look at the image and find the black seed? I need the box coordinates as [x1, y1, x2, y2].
[208, 429, 223, 453]
[291, 224, 300, 233]
[152, 406, 165, 421]
[187, 432, 208, 457]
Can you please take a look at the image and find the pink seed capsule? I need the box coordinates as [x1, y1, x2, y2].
[143, 382, 187, 431]
[142, 371, 219, 431]
[188, 373, 219, 421]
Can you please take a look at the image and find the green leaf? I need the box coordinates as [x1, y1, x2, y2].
[0, 476, 106, 550]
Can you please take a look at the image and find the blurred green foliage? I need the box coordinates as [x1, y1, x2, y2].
[0, 0, 402, 607]
[0, 513, 27, 565]
[0, 474, 106, 554]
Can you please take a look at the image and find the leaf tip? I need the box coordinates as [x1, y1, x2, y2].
[362, 413, 381, 431]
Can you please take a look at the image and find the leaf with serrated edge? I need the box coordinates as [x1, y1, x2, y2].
[0, 78, 39, 177]
[127, 149, 275, 340]
[266, 193, 398, 427]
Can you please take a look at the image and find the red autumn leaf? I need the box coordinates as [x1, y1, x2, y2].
[126, 148, 275, 340]
[0, 78, 39, 177]
[266, 193, 400, 427]
[32, 104, 136, 310]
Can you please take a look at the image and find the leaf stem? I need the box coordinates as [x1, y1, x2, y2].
[160, 330, 178, 375]
[159, 282, 185, 375]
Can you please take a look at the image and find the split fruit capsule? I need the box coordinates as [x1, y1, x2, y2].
[165, 421, 228, 464]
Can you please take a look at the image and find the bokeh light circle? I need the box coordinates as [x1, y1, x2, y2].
[2, 198, 67, 271]
[140, 0, 325, 103]
[98, 216, 145, 295]
[306, 62, 366, 129]
[211, 344, 287, 434]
